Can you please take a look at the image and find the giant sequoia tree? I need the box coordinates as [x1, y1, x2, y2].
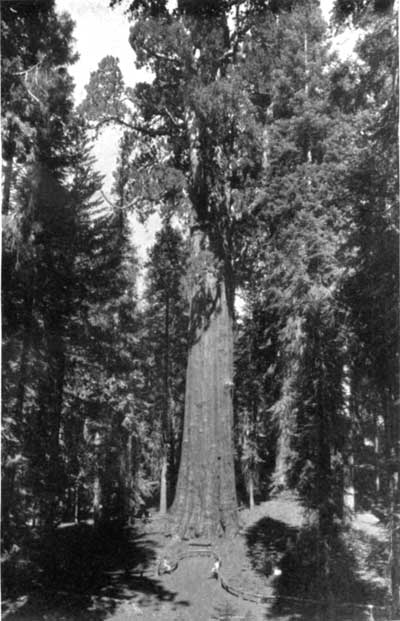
[87, 0, 293, 538]
[95, 0, 345, 539]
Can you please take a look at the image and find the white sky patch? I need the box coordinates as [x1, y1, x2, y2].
[56, 0, 159, 263]
[56, 0, 147, 103]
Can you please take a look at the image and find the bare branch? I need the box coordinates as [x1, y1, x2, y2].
[26, 87, 42, 105]
[100, 190, 137, 211]
[11, 62, 41, 76]
[142, 45, 181, 65]
[163, 106, 185, 128]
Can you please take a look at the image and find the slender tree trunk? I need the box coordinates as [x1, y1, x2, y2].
[389, 393, 400, 617]
[74, 483, 80, 524]
[272, 366, 297, 493]
[316, 329, 335, 621]
[248, 474, 255, 510]
[343, 365, 355, 516]
[43, 321, 66, 530]
[16, 293, 33, 429]
[374, 411, 381, 494]
[2, 126, 15, 216]
[160, 452, 168, 515]
[2, 155, 14, 216]
[120, 426, 134, 524]
[343, 452, 355, 515]
[171, 225, 238, 538]
[1, 467, 16, 549]
[93, 472, 102, 523]
[160, 291, 170, 514]
[391, 496, 400, 617]
[2, 292, 33, 545]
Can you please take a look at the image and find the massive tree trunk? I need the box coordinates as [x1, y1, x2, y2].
[171, 225, 238, 539]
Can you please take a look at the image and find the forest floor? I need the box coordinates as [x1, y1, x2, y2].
[2, 492, 390, 621]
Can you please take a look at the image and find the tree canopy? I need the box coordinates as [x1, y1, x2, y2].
[2, 0, 399, 616]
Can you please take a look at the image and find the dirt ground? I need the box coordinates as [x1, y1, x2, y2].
[106, 555, 267, 621]
[2, 493, 390, 621]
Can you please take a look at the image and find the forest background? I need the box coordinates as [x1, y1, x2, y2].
[1, 0, 399, 618]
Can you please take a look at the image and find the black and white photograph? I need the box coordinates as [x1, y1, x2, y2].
[2, 0, 399, 619]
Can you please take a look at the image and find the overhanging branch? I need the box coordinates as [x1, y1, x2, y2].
[94, 116, 171, 137]
[143, 45, 181, 65]
[101, 190, 138, 211]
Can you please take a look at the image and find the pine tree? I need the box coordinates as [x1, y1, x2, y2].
[231, 6, 359, 614]
[1, 0, 76, 215]
[1, 1, 78, 541]
[142, 222, 188, 513]
[234, 1, 353, 498]
[234, 301, 277, 507]
[1, 0, 145, 538]
[334, 1, 399, 611]
[62, 165, 143, 525]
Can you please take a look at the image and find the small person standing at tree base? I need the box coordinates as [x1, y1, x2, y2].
[209, 558, 221, 579]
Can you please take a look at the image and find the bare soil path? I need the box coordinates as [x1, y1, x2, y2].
[2, 494, 389, 621]
[111, 555, 265, 621]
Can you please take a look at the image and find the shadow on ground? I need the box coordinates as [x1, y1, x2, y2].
[2, 521, 189, 620]
[245, 516, 389, 621]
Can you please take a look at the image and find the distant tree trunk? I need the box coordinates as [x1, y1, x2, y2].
[171, 225, 238, 538]
[2, 291, 34, 545]
[315, 321, 336, 621]
[389, 392, 400, 616]
[2, 155, 14, 216]
[120, 424, 134, 524]
[74, 482, 80, 524]
[343, 366, 355, 516]
[15, 292, 33, 433]
[2, 126, 15, 215]
[391, 494, 400, 617]
[93, 473, 102, 523]
[160, 291, 170, 515]
[273, 426, 291, 492]
[373, 410, 381, 494]
[317, 469, 335, 621]
[272, 367, 297, 493]
[42, 317, 66, 530]
[248, 474, 255, 510]
[160, 452, 168, 515]
[343, 452, 355, 515]
[93, 431, 102, 523]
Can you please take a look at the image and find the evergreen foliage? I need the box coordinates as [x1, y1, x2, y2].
[1, 0, 399, 614]
[141, 222, 189, 509]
